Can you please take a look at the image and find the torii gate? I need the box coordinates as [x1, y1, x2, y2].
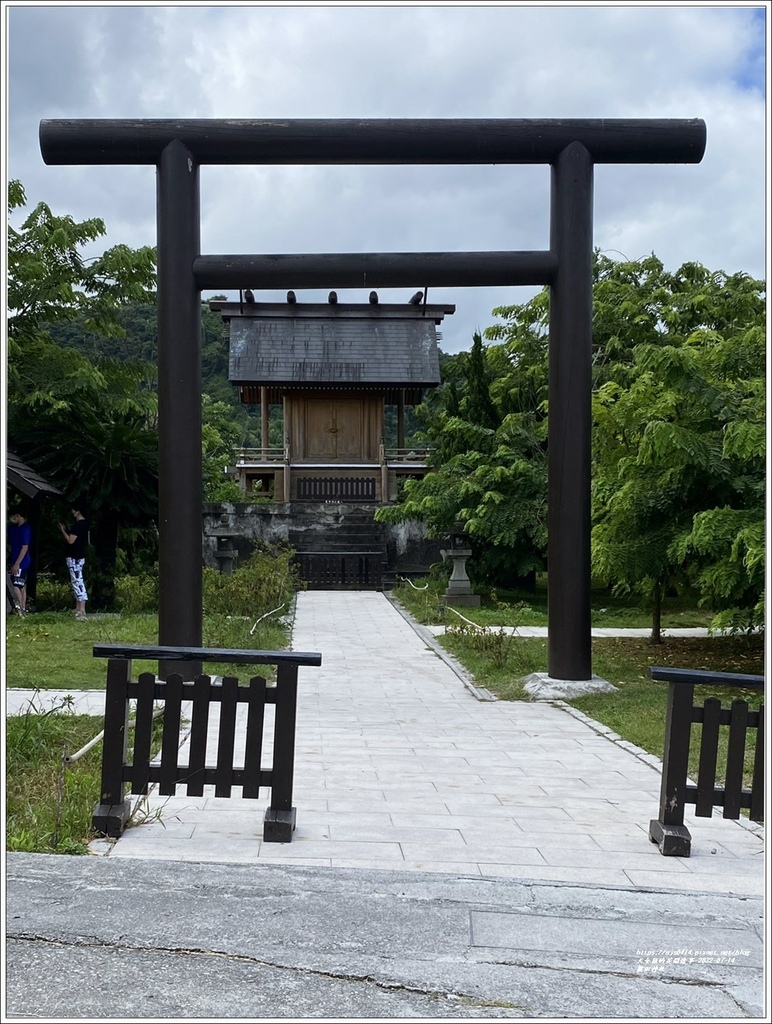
[40, 118, 706, 680]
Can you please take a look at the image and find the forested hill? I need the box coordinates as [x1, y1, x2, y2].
[46, 298, 238, 407]
[45, 298, 428, 447]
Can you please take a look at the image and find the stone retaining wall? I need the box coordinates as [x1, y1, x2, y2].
[202, 503, 442, 582]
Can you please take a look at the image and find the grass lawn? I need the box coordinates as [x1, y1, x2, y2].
[5, 612, 291, 690]
[7, 709, 115, 854]
[393, 577, 714, 631]
[6, 700, 166, 854]
[5, 610, 293, 854]
[569, 636, 765, 786]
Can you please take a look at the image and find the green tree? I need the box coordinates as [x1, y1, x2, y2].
[464, 331, 501, 430]
[7, 180, 159, 606]
[9, 351, 159, 607]
[8, 180, 156, 351]
[590, 262, 765, 639]
[380, 253, 765, 627]
[377, 330, 547, 588]
[201, 394, 246, 502]
[46, 295, 266, 463]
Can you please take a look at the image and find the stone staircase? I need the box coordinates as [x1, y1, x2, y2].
[288, 504, 386, 589]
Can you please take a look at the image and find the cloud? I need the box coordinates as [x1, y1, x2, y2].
[5, 3, 767, 352]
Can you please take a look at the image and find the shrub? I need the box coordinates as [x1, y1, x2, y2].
[203, 544, 303, 619]
[207, 480, 247, 503]
[207, 481, 275, 504]
[445, 595, 530, 671]
[115, 571, 158, 614]
[34, 573, 72, 611]
[106, 547, 304, 617]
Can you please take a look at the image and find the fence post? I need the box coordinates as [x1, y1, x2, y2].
[264, 661, 299, 842]
[750, 705, 764, 822]
[283, 435, 292, 501]
[649, 680, 694, 856]
[92, 657, 133, 837]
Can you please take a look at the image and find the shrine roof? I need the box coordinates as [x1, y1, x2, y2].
[213, 301, 453, 389]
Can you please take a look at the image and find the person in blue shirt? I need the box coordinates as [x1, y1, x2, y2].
[8, 508, 32, 615]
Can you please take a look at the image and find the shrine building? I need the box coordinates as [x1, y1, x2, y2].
[212, 293, 454, 504]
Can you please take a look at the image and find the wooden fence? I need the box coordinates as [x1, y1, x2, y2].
[91, 644, 321, 843]
[648, 666, 764, 856]
[294, 551, 383, 589]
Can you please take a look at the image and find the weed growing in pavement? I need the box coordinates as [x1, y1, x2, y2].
[125, 793, 177, 831]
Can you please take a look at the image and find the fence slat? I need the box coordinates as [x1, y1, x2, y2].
[185, 674, 211, 796]
[215, 676, 239, 797]
[659, 681, 694, 826]
[158, 674, 183, 796]
[271, 663, 298, 812]
[99, 658, 131, 805]
[750, 704, 764, 823]
[723, 699, 749, 819]
[242, 676, 267, 798]
[695, 697, 721, 817]
[131, 672, 157, 795]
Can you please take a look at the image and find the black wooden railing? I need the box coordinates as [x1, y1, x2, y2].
[294, 551, 383, 589]
[91, 644, 321, 843]
[296, 476, 376, 501]
[648, 667, 764, 856]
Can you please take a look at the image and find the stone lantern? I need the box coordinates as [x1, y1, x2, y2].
[439, 523, 480, 607]
[212, 513, 239, 575]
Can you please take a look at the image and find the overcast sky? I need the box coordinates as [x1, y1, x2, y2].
[3, 2, 768, 353]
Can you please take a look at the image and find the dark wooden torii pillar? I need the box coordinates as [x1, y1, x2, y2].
[40, 118, 706, 681]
